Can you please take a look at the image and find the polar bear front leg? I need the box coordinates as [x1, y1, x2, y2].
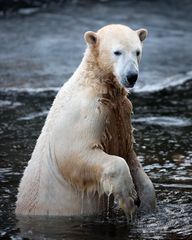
[100, 153, 139, 218]
[126, 150, 156, 211]
[59, 149, 139, 218]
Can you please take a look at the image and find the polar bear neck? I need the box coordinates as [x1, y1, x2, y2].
[75, 48, 128, 98]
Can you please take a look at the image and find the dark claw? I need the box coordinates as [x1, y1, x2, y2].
[134, 197, 141, 207]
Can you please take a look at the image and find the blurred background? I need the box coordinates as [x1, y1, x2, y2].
[0, 0, 192, 90]
[0, 1, 192, 239]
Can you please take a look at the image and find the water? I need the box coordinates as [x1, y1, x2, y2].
[0, 0, 192, 239]
[0, 80, 191, 239]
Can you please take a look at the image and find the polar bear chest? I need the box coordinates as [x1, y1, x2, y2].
[98, 96, 134, 159]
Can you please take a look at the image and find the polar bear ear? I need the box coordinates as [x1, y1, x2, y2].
[84, 31, 98, 46]
[136, 28, 148, 42]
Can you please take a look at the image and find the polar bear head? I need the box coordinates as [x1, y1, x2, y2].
[84, 24, 148, 88]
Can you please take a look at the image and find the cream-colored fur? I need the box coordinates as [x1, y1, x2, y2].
[16, 24, 156, 217]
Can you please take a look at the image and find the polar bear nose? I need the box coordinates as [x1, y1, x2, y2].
[126, 72, 138, 87]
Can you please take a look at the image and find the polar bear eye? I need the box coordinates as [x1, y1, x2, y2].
[114, 51, 122, 56]
[136, 50, 140, 57]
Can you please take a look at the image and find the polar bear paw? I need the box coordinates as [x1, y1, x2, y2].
[101, 157, 139, 219]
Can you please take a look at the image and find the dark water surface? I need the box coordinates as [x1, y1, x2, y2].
[0, 0, 192, 239]
[0, 81, 192, 239]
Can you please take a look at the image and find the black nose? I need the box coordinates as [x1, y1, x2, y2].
[126, 73, 138, 87]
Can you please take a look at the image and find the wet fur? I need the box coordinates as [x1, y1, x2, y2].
[16, 24, 155, 216]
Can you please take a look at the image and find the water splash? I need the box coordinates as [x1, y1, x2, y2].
[134, 71, 192, 93]
[132, 116, 191, 127]
[80, 191, 83, 215]
[18, 110, 49, 121]
[0, 87, 59, 94]
[1, 71, 192, 95]
[106, 192, 112, 218]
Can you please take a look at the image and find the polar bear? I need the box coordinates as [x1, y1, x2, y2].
[16, 24, 156, 217]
